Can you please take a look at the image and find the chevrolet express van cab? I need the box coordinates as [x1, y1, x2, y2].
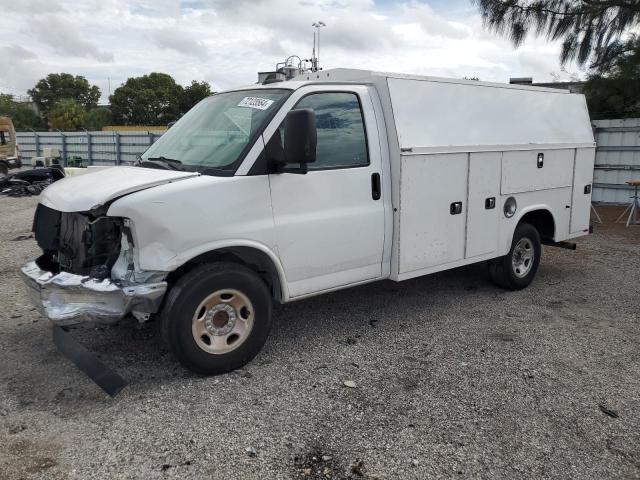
[22, 69, 595, 374]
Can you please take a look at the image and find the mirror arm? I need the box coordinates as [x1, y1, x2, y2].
[279, 163, 308, 174]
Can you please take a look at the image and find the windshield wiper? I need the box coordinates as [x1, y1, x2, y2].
[140, 156, 185, 171]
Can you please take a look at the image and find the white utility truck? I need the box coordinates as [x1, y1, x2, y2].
[22, 69, 595, 374]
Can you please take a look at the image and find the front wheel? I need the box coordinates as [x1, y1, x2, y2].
[488, 223, 542, 290]
[160, 262, 272, 375]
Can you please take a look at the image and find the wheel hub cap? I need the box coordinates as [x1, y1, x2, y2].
[512, 238, 534, 278]
[192, 289, 254, 355]
[205, 304, 236, 335]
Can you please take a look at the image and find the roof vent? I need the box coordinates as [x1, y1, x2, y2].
[258, 71, 286, 84]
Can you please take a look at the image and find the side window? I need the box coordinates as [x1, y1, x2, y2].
[0, 131, 6, 145]
[295, 92, 368, 169]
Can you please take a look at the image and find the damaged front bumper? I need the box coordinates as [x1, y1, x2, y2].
[20, 261, 167, 326]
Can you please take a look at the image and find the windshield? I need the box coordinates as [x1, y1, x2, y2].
[141, 89, 290, 172]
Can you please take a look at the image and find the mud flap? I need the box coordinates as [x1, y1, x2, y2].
[52, 326, 128, 397]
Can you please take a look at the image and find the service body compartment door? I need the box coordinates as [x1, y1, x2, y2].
[466, 152, 501, 258]
[570, 147, 596, 234]
[398, 153, 468, 273]
[501, 149, 574, 194]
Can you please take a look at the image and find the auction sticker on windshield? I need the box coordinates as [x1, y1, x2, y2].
[238, 97, 274, 110]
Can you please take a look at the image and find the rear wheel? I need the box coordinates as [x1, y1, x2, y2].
[160, 262, 272, 375]
[488, 223, 541, 290]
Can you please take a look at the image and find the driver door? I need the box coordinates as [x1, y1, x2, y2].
[266, 86, 385, 298]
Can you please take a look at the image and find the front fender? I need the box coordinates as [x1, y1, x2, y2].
[106, 174, 288, 297]
[168, 239, 290, 301]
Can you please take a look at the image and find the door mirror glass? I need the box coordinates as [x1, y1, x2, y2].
[283, 108, 317, 167]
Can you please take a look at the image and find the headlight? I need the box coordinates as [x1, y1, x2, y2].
[504, 197, 517, 218]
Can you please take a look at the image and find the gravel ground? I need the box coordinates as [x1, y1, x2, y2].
[0, 195, 638, 480]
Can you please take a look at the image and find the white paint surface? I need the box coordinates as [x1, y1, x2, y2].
[466, 152, 501, 258]
[570, 148, 596, 233]
[267, 85, 386, 298]
[501, 149, 575, 194]
[40, 166, 199, 212]
[398, 153, 468, 273]
[386, 76, 594, 150]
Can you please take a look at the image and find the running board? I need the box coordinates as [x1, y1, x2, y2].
[542, 240, 577, 250]
[52, 326, 128, 397]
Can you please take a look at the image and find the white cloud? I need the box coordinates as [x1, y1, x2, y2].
[401, 1, 471, 39]
[151, 28, 208, 59]
[0, 0, 582, 102]
[0, 45, 45, 97]
[29, 16, 115, 63]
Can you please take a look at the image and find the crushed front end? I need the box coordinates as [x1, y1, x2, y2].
[21, 204, 167, 325]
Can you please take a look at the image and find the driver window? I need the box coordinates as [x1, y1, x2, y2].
[268, 92, 369, 170]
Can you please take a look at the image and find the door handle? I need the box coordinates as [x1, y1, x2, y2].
[450, 202, 462, 215]
[371, 173, 381, 200]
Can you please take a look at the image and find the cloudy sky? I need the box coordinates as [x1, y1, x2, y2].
[0, 0, 581, 103]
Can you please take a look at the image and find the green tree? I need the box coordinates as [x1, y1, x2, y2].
[48, 99, 87, 131]
[0, 93, 13, 114]
[474, 1, 640, 119]
[0, 93, 45, 130]
[582, 36, 640, 118]
[11, 105, 46, 131]
[28, 73, 101, 114]
[473, 0, 640, 67]
[85, 106, 112, 131]
[180, 80, 213, 113]
[109, 73, 183, 125]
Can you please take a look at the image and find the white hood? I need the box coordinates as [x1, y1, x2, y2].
[40, 166, 200, 212]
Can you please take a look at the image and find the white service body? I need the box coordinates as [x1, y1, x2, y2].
[28, 69, 595, 314]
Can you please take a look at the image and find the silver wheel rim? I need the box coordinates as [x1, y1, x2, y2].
[512, 238, 534, 278]
[192, 289, 254, 355]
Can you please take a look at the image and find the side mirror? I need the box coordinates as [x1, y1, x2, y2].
[283, 108, 316, 172]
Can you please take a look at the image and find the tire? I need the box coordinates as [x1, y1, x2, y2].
[488, 223, 542, 291]
[160, 262, 272, 375]
[0, 162, 8, 178]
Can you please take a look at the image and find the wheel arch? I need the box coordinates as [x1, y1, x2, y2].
[516, 207, 556, 241]
[167, 242, 289, 303]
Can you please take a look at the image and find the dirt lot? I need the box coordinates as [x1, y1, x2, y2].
[0, 196, 638, 480]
